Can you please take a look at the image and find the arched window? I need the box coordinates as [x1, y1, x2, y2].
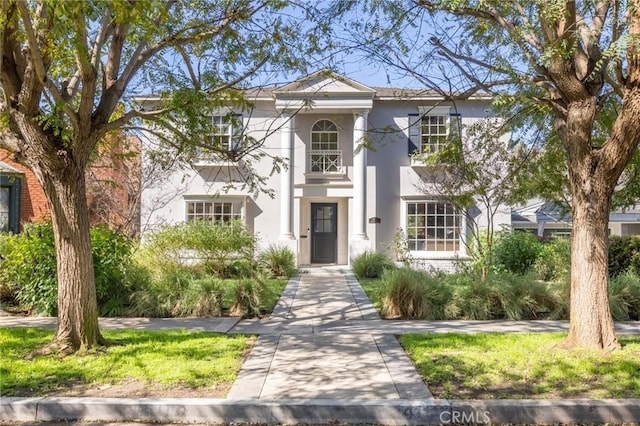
[309, 120, 341, 173]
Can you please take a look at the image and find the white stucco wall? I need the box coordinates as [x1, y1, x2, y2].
[139, 75, 511, 270]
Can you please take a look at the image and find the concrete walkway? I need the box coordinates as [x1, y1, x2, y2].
[227, 269, 432, 400]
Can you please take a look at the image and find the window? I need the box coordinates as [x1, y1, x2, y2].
[421, 115, 449, 154]
[207, 116, 232, 150]
[0, 175, 20, 234]
[309, 119, 342, 173]
[196, 114, 243, 163]
[408, 107, 456, 157]
[186, 200, 242, 223]
[406, 201, 461, 252]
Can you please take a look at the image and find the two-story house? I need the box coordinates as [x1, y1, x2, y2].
[140, 70, 511, 270]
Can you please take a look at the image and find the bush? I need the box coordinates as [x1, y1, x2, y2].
[181, 278, 225, 317]
[493, 231, 543, 275]
[230, 278, 268, 318]
[609, 272, 640, 321]
[534, 238, 571, 282]
[608, 236, 640, 277]
[379, 268, 453, 319]
[0, 222, 138, 316]
[0, 223, 57, 315]
[258, 245, 297, 278]
[141, 221, 256, 278]
[352, 251, 395, 279]
[444, 272, 558, 320]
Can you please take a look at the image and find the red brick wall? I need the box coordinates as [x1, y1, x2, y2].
[0, 150, 50, 225]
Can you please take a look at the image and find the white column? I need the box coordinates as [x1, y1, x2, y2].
[280, 112, 295, 240]
[352, 110, 369, 241]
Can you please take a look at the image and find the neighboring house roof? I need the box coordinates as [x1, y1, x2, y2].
[0, 161, 24, 175]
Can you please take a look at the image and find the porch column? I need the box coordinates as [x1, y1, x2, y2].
[280, 111, 295, 240]
[352, 110, 369, 241]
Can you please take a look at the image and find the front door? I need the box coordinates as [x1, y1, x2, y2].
[311, 203, 337, 263]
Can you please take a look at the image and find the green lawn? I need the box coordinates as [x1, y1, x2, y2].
[358, 278, 382, 309]
[400, 333, 640, 399]
[0, 328, 254, 397]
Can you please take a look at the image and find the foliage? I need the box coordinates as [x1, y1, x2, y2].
[229, 278, 269, 318]
[365, 270, 560, 320]
[534, 238, 571, 282]
[128, 268, 283, 319]
[493, 231, 543, 275]
[0, 222, 138, 316]
[0, 223, 57, 315]
[608, 236, 640, 277]
[140, 221, 256, 278]
[608, 272, 640, 321]
[258, 245, 297, 278]
[0, 328, 253, 397]
[389, 228, 411, 265]
[400, 333, 640, 399]
[352, 251, 395, 279]
[378, 268, 453, 319]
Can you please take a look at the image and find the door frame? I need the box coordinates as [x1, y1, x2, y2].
[310, 202, 338, 264]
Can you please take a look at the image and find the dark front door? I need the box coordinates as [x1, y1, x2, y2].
[311, 203, 337, 263]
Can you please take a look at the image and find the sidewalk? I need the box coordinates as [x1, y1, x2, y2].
[3, 268, 640, 424]
[227, 271, 431, 400]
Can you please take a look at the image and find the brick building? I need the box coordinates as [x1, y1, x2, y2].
[0, 135, 141, 236]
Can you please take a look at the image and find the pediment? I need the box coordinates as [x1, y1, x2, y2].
[274, 69, 376, 96]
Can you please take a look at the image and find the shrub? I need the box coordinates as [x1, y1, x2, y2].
[181, 278, 225, 317]
[0, 222, 138, 316]
[449, 279, 501, 320]
[379, 268, 452, 319]
[141, 221, 256, 277]
[352, 251, 395, 279]
[493, 231, 543, 275]
[489, 273, 556, 320]
[258, 245, 297, 278]
[609, 236, 640, 277]
[0, 223, 57, 315]
[609, 272, 640, 321]
[230, 278, 268, 318]
[534, 238, 571, 282]
[447, 272, 558, 320]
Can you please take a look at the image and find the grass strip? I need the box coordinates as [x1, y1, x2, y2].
[400, 333, 640, 399]
[0, 328, 254, 397]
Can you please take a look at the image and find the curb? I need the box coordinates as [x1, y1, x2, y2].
[2, 397, 640, 424]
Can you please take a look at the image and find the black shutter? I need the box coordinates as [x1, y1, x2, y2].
[408, 113, 420, 156]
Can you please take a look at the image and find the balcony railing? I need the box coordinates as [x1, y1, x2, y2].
[307, 149, 344, 175]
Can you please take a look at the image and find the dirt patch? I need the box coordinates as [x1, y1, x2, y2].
[33, 378, 230, 398]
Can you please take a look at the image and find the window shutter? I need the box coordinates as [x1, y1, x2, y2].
[231, 113, 243, 151]
[449, 112, 461, 139]
[408, 113, 420, 156]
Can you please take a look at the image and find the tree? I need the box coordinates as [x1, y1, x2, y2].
[0, 0, 311, 354]
[336, 0, 640, 350]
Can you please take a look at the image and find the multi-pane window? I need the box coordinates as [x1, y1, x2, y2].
[186, 201, 242, 223]
[206, 116, 233, 150]
[406, 201, 461, 252]
[421, 115, 449, 154]
[309, 119, 341, 173]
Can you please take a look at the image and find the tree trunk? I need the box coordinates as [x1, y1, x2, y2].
[42, 165, 105, 353]
[565, 186, 619, 351]
[562, 99, 620, 351]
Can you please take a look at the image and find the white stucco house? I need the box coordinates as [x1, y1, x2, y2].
[140, 70, 512, 270]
